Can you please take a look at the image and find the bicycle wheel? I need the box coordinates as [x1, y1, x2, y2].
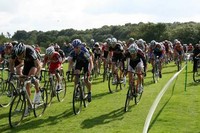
[153, 67, 159, 83]
[33, 88, 48, 117]
[82, 85, 88, 108]
[103, 68, 106, 82]
[72, 84, 82, 115]
[193, 70, 200, 82]
[177, 60, 181, 71]
[108, 73, 120, 93]
[0, 81, 15, 107]
[9, 92, 26, 128]
[134, 80, 144, 105]
[44, 81, 53, 105]
[124, 87, 132, 112]
[57, 78, 67, 102]
[120, 74, 127, 90]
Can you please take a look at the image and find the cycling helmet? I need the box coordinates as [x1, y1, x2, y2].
[174, 39, 178, 44]
[137, 39, 144, 45]
[106, 38, 112, 45]
[54, 44, 60, 49]
[14, 43, 26, 56]
[46, 46, 55, 56]
[72, 39, 82, 48]
[155, 42, 162, 47]
[91, 39, 95, 42]
[176, 41, 181, 44]
[11, 41, 19, 46]
[128, 44, 138, 54]
[128, 37, 134, 43]
[82, 42, 87, 47]
[94, 42, 100, 47]
[150, 40, 156, 45]
[111, 37, 117, 47]
[4, 42, 13, 49]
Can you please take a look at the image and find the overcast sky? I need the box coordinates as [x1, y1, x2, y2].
[1, 0, 200, 36]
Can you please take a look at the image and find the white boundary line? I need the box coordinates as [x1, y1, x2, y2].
[143, 65, 186, 133]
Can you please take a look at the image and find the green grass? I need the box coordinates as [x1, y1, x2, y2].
[0, 62, 199, 133]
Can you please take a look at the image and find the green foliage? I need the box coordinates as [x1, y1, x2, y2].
[2, 22, 200, 48]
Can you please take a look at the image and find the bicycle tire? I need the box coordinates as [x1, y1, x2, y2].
[103, 68, 106, 82]
[124, 88, 132, 112]
[9, 92, 26, 128]
[44, 80, 53, 105]
[153, 66, 159, 83]
[120, 74, 127, 90]
[193, 71, 200, 82]
[82, 85, 88, 108]
[108, 73, 120, 93]
[134, 79, 144, 105]
[57, 78, 67, 102]
[33, 88, 48, 117]
[0, 81, 15, 107]
[72, 84, 82, 115]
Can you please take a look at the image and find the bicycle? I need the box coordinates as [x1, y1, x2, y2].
[66, 63, 75, 82]
[193, 57, 200, 82]
[43, 69, 66, 105]
[124, 70, 144, 112]
[0, 65, 14, 107]
[0, 72, 19, 108]
[71, 72, 89, 115]
[152, 56, 160, 83]
[108, 60, 126, 93]
[102, 58, 110, 82]
[9, 75, 47, 128]
[176, 54, 182, 71]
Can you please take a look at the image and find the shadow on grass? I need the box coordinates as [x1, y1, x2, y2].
[81, 107, 124, 129]
[148, 76, 177, 132]
[162, 70, 177, 75]
[0, 106, 74, 133]
[143, 80, 154, 86]
[187, 81, 200, 87]
[92, 91, 110, 100]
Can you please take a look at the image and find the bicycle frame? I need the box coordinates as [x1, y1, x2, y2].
[153, 56, 160, 83]
[72, 73, 89, 115]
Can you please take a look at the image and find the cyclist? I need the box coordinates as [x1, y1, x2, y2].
[193, 44, 200, 72]
[127, 37, 135, 48]
[174, 41, 184, 65]
[10, 43, 41, 116]
[43, 46, 63, 91]
[54, 43, 66, 63]
[0, 42, 23, 76]
[92, 42, 102, 74]
[109, 37, 124, 84]
[136, 39, 145, 52]
[153, 42, 164, 78]
[102, 38, 112, 73]
[188, 43, 194, 53]
[67, 39, 93, 102]
[125, 44, 146, 93]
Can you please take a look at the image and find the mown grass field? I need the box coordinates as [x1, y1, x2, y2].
[0, 61, 199, 133]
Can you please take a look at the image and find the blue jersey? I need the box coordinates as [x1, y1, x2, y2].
[69, 48, 90, 64]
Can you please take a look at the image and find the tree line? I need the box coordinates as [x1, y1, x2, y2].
[1, 21, 200, 49]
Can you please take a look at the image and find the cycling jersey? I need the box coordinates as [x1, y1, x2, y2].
[44, 52, 62, 74]
[12, 45, 39, 75]
[92, 47, 101, 60]
[69, 49, 91, 73]
[109, 43, 124, 62]
[125, 48, 146, 71]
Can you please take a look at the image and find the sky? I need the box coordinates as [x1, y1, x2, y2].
[1, 0, 200, 36]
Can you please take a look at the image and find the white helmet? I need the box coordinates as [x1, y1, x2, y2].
[46, 46, 55, 55]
